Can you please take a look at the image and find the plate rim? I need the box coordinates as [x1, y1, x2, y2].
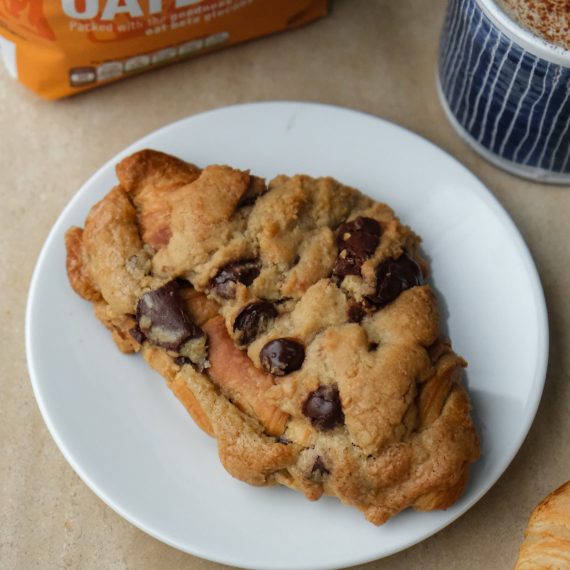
[25, 101, 549, 570]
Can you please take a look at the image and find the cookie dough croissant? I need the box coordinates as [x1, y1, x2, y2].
[65, 149, 480, 524]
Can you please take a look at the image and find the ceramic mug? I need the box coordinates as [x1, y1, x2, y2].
[438, 0, 570, 184]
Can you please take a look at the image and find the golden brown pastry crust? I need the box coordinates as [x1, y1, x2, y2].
[64, 149, 480, 524]
[515, 481, 570, 569]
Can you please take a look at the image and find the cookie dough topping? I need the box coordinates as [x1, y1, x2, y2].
[64, 149, 480, 525]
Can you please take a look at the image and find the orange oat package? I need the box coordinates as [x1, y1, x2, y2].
[0, 0, 328, 100]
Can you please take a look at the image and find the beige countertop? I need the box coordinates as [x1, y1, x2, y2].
[1, 1, 569, 568]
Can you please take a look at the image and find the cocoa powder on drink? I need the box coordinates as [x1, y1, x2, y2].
[496, 0, 570, 50]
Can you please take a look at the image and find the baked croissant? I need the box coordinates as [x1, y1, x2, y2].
[515, 480, 570, 569]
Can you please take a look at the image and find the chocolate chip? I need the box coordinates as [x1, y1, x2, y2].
[129, 326, 146, 344]
[237, 176, 267, 207]
[347, 303, 366, 323]
[175, 277, 192, 289]
[136, 281, 203, 352]
[333, 217, 381, 278]
[332, 252, 359, 278]
[211, 259, 261, 299]
[260, 338, 305, 376]
[368, 342, 379, 352]
[303, 385, 344, 431]
[233, 301, 278, 345]
[366, 252, 423, 307]
[174, 356, 191, 366]
[312, 456, 330, 477]
[336, 217, 381, 255]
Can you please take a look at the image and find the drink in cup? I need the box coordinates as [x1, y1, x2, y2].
[438, 0, 570, 183]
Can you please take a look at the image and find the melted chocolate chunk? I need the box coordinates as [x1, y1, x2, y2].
[367, 252, 423, 307]
[129, 326, 146, 344]
[260, 338, 305, 376]
[174, 356, 192, 366]
[368, 342, 379, 352]
[303, 385, 344, 431]
[136, 281, 203, 351]
[312, 456, 330, 477]
[233, 301, 278, 345]
[237, 176, 268, 207]
[211, 259, 261, 299]
[333, 217, 381, 278]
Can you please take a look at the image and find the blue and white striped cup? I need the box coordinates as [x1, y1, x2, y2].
[438, 0, 570, 184]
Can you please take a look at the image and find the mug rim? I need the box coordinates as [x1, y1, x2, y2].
[477, 0, 570, 66]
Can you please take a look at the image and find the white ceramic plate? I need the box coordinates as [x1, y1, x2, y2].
[26, 102, 548, 570]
